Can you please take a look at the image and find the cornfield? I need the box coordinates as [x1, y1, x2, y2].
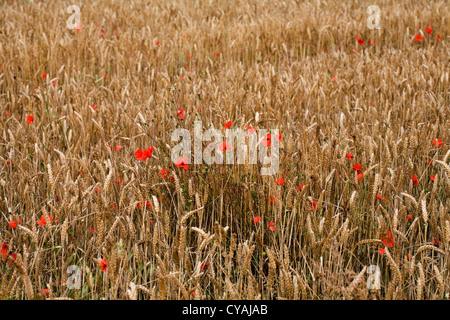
[0, 0, 449, 300]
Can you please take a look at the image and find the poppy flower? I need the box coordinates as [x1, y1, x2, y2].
[176, 107, 184, 120]
[430, 175, 437, 182]
[75, 24, 82, 31]
[91, 105, 98, 110]
[42, 73, 47, 79]
[297, 184, 305, 191]
[200, 262, 210, 270]
[113, 178, 123, 185]
[268, 221, 275, 231]
[219, 141, 232, 152]
[41, 289, 49, 295]
[331, 76, 336, 82]
[410, 175, 419, 186]
[427, 159, 433, 167]
[224, 121, 232, 129]
[382, 230, 394, 247]
[160, 169, 170, 178]
[246, 126, 256, 134]
[26, 115, 34, 124]
[414, 34, 423, 41]
[6, 110, 11, 116]
[379, 248, 386, 255]
[369, 39, 375, 45]
[275, 177, 284, 186]
[37, 215, 53, 226]
[90, 227, 95, 233]
[155, 41, 160, 45]
[437, 34, 441, 41]
[376, 195, 382, 200]
[52, 82, 56, 86]
[270, 195, 275, 204]
[214, 52, 220, 57]
[433, 236, 440, 245]
[352, 163, 362, 172]
[115, 145, 122, 151]
[137, 201, 152, 209]
[345, 153, 353, 161]
[407, 214, 412, 220]
[357, 173, 364, 181]
[262, 134, 271, 147]
[9, 221, 17, 229]
[253, 216, 260, 223]
[134, 146, 154, 161]
[175, 157, 189, 170]
[311, 201, 317, 211]
[425, 27, 432, 35]
[99, 258, 107, 271]
[407, 254, 412, 260]
[432, 139, 443, 148]
[357, 38, 365, 45]
[1, 243, 8, 259]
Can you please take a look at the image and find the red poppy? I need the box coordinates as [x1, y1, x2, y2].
[275, 178, 284, 186]
[352, 163, 362, 172]
[26, 115, 34, 124]
[113, 178, 123, 185]
[155, 41, 160, 45]
[425, 27, 432, 35]
[376, 195, 382, 200]
[52, 81, 56, 86]
[75, 24, 82, 31]
[175, 157, 189, 170]
[407, 214, 412, 220]
[41, 289, 49, 295]
[311, 201, 317, 211]
[432, 139, 443, 148]
[99, 258, 107, 271]
[160, 169, 170, 178]
[214, 52, 220, 57]
[262, 134, 271, 147]
[9, 221, 17, 229]
[297, 184, 305, 191]
[91, 105, 98, 110]
[253, 216, 260, 223]
[369, 39, 375, 45]
[331, 76, 336, 82]
[433, 236, 440, 245]
[134, 146, 154, 161]
[200, 262, 210, 270]
[275, 134, 282, 142]
[224, 121, 232, 129]
[42, 73, 47, 79]
[345, 153, 353, 161]
[246, 126, 256, 134]
[137, 201, 152, 209]
[379, 248, 386, 255]
[410, 175, 419, 186]
[37, 215, 53, 226]
[414, 34, 423, 41]
[219, 141, 232, 152]
[382, 230, 394, 247]
[357, 38, 365, 45]
[176, 107, 184, 120]
[430, 175, 437, 182]
[270, 195, 275, 204]
[6, 110, 11, 116]
[268, 221, 275, 231]
[357, 173, 364, 181]
[1, 243, 8, 259]
[407, 254, 412, 260]
[115, 145, 122, 151]
[437, 34, 441, 41]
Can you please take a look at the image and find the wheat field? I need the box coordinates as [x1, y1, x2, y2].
[0, 0, 449, 300]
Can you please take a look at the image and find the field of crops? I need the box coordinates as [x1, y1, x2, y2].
[0, 0, 449, 300]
